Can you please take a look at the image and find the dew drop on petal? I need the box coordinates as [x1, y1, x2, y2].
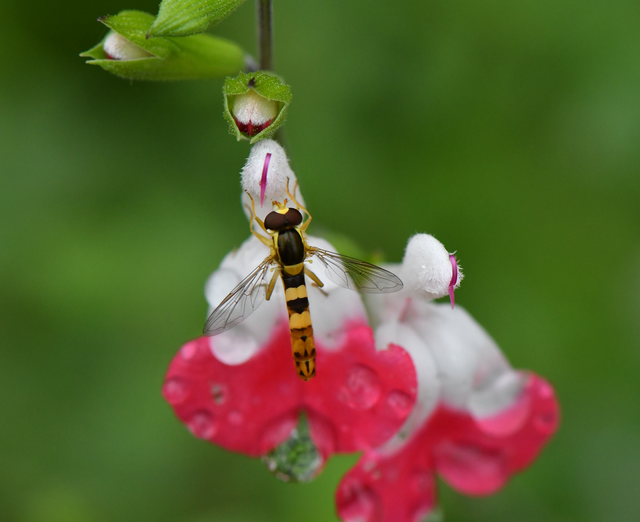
[337, 480, 381, 522]
[162, 377, 188, 405]
[339, 365, 382, 410]
[435, 442, 506, 494]
[533, 410, 558, 435]
[228, 410, 244, 425]
[411, 470, 435, 494]
[187, 410, 217, 440]
[419, 506, 444, 522]
[210, 382, 227, 405]
[386, 390, 414, 417]
[180, 341, 206, 362]
[536, 379, 555, 399]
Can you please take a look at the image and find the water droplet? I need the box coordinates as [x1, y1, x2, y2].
[228, 410, 244, 425]
[411, 470, 434, 494]
[434, 442, 506, 494]
[386, 390, 414, 417]
[162, 377, 188, 405]
[339, 365, 382, 410]
[187, 410, 216, 440]
[180, 341, 206, 361]
[536, 379, 555, 399]
[262, 413, 324, 482]
[337, 480, 380, 522]
[533, 409, 558, 434]
[210, 382, 227, 405]
[419, 506, 444, 522]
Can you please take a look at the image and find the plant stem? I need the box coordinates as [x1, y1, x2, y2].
[256, 0, 273, 71]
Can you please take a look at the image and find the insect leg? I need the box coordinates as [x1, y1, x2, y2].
[286, 178, 313, 234]
[304, 266, 324, 288]
[265, 267, 281, 300]
[245, 192, 272, 246]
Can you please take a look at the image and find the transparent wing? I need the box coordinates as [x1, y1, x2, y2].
[203, 258, 275, 336]
[308, 247, 403, 294]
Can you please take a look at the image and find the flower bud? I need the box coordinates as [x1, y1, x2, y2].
[80, 10, 245, 81]
[102, 31, 152, 60]
[232, 89, 279, 137]
[223, 72, 292, 143]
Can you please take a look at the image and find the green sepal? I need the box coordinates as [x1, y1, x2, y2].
[223, 71, 292, 143]
[148, 0, 247, 38]
[80, 10, 245, 81]
[261, 413, 323, 483]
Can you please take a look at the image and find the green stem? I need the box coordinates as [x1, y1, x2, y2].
[256, 0, 273, 71]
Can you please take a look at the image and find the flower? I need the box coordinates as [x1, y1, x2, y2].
[162, 140, 558, 512]
[163, 140, 418, 479]
[335, 295, 560, 522]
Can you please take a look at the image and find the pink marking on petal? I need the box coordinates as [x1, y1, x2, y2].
[163, 321, 417, 459]
[448, 253, 458, 309]
[260, 152, 271, 207]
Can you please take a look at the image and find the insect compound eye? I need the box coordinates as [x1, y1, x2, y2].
[264, 211, 287, 231]
[285, 208, 303, 226]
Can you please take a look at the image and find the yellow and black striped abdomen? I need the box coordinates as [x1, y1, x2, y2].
[282, 269, 316, 380]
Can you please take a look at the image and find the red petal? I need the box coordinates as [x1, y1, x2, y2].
[336, 373, 559, 522]
[163, 320, 417, 458]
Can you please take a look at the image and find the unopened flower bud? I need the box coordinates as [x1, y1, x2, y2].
[232, 89, 279, 137]
[223, 72, 292, 143]
[103, 31, 153, 61]
[80, 10, 245, 81]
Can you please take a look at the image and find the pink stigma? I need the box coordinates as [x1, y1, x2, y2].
[260, 153, 271, 207]
[448, 253, 458, 309]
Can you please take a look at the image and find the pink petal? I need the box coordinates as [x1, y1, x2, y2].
[336, 373, 559, 522]
[163, 321, 417, 459]
[260, 152, 271, 207]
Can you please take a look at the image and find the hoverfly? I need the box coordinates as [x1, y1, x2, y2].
[203, 180, 403, 381]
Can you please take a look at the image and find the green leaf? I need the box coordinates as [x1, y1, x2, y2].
[223, 71, 292, 143]
[80, 10, 246, 81]
[148, 0, 247, 38]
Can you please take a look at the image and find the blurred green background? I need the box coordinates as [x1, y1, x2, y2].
[1, 0, 639, 521]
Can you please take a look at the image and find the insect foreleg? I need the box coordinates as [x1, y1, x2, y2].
[265, 267, 281, 300]
[286, 178, 313, 234]
[245, 192, 272, 246]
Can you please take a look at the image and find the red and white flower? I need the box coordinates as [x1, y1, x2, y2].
[162, 140, 559, 517]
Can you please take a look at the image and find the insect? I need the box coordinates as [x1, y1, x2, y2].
[203, 180, 403, 381]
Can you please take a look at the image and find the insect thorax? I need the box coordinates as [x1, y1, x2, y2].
[276, 228, 306, 267]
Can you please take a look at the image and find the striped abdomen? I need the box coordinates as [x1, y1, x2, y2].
[277, 228, 316, 381]
[282, 270, 316, 380]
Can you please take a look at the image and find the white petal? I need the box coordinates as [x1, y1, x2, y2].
[204, 236, 286, 364]
[240, 140, 306, 224]
[407, 301, 523, 416]
[103, 31, 152, 61]
[374, 318, 440, 452]
[304, 236, 368, 350]
[373, 300, 527, 450]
